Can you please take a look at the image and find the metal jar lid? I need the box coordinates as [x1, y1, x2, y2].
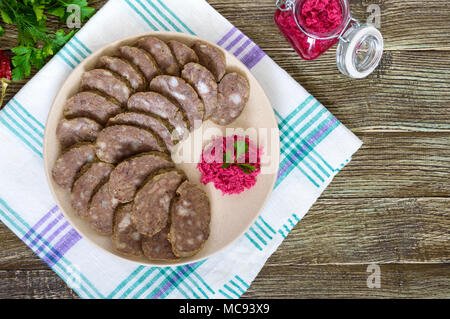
[336, 23, 384, 78]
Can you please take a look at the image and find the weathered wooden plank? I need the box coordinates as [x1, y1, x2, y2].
[3, 51, 449, 131]
[243, 263, 450, 298]
[324, 132, 450, 198]
[3, 46, 450, 132]
[269, 50, 450, 131]
[1, 2, 449, 132]
[1, 197, 448, 272]
[0, 270, 78, 299]
[207, 0, 450, 51]
[0, 223, 48, 270]
[1, 263, 449, 299]
[271, 197, 450, 265]
[1, 1, 449, 52]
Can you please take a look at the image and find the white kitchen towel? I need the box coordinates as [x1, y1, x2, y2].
[0, 0, 362, 299]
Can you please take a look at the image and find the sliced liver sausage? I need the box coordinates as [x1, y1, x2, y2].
[108, 152, 174, 203]
[119, 46, 160, 82]
[71, 162, 114, 218]
[95, 125, 166, 163]
[181, 63, 218, 119]
[167, 40, 198, 66]
[168, 181, 211, 258]
[98, 56, 146, 91]
[131, 169, 185, 237]
[64, 91, 122, 125]
[138, 36, 180, 76]
[150, 75, 204, 130]
[88, 181, 119, 235]
[56, 117, 102, 149]
[112, 203, 143, 257]
[81, 69, 132, 105]
[142, 225, 177, 261]
[107, 112, 175, 151]
[52, 143, 96, 190]
[192, 41, 226, 82]
[127, 92, 189, 141]
[210, 72, 250, 126]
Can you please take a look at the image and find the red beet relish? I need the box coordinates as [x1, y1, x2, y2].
[274, 0, 344, 60]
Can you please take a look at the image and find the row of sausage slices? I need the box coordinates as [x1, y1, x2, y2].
[57, 37, 250, 153]
[53, 146, 211, 260]
[51, 36, 256, 260]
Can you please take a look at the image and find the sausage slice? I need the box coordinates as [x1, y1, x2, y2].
[107, 112, 175, 151]
[131, 169, 185, 237]
[108, 152, 174, 203]
[150, 75, 204, 130]
[64, 91, 122, 125]
[95, 125, 166, 163]
[181, 63, 218, 119]
[71, 162, 114, 218]
[127, 92, 189, 141]
[98, 56, 146, 91]
[137, 36, 180, 76]
[119, 46, 160, 82]
[192, 41, 226, 82]
[167, 40, 198, 66]
[52, 143, 96, 190]
[168, 181, 211, 258]
[142, 225, 177, 261]
[88, 181, 119, 235]
[56, 117, 102, 149]
[210, 73, 250, 126]
[112, 203, 143, 257]
[81, 69, 132, 105]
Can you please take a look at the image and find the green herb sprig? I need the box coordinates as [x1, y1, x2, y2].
[0, 0, 95, 80]
[221, 140, 258, 174]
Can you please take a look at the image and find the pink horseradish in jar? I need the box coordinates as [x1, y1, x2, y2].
[275, 0, 384, 78]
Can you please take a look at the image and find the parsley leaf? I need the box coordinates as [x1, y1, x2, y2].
[0, 0, 95, 81]
[221, 139, 257, 173]
[234, 140, 249, 160]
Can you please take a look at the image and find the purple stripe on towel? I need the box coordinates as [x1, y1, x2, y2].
[35, 221, 70, 255]
[277, 117, 339, 179]
[233, 38, 252, 57]
[43, 228, 82, 266]
[307, 117, 338, 146]
[28, 212, 64, 247]
[225, 33, 244, 51]
[22, 205, 58, 242]
[152, 265, 190, 299]
[217, 27, 237, 46]
[241, 45, 266, 69]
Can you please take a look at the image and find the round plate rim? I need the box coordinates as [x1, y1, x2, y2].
[43, 31, 280, 267]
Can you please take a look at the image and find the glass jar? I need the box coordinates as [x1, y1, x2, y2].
[274, 0, 384, 78]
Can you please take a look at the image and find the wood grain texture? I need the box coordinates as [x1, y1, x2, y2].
[244, 263, 450, 298]
[269, 50, 450, 132]
[0, 270, 79, 299]
[207, 0, 450, 50]
[0, 0, 449, 299]
[2, 198, 448, 270]
[324, 132, 450, 198]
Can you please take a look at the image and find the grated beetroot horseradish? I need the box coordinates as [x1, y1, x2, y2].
[275, 0, 344, 60]
[197, 136, 262, 195]
[299, 0, 343, 35]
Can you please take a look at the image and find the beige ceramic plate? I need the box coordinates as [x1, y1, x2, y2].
[43, 32, 280, 266]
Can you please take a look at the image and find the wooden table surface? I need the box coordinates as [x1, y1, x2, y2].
[0, 0, 449, 298]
